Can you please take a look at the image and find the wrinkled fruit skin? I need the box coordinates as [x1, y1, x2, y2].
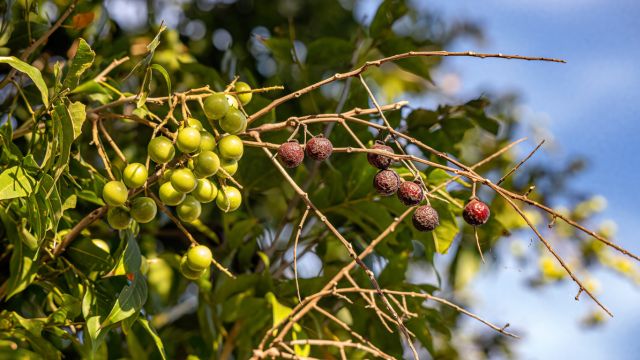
[278, 141, 305, 168]
[397, 181, 423, 206]
[373, 170, 400, 196]
[412, 205, 439, 232]
[305, 136, 333, 161]
[463, 199, 491, 226]
[367, 142, 394, 170]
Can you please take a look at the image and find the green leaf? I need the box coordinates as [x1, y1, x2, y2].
[151, 64, 171, 107]
[101, 272, 148, 327]
[0, 166, 33, 200]
[370, 0, 408, 38]
[138, 318, 167, 360]
[63, 38, 95, 90]
[68, 101, 87, 140]
[430, 202, 459, 254]
[265, 292, 292, 328]
[0, 209, 39, 299]
[51, 102, 74, 181]
[67, 238, 112, 272]
[0, 56, 49, 107]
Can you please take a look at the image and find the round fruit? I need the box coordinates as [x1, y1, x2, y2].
[130, 197, 157, 223]
[373, 170, 400, 196]
[235, 81, 253, 105]
[194, 151, 220, 177]
[148, 136, 176, 164]
[186, 245, 213, 270]
[160, 169, 174, 184]
[217, 135, 244, 160]
[102, 181, 128, 206]
[226, 94, 239, 109]
[176, 127, 202, 153]
[171, 168, 197, 193]
[412, 205, 439, 232]
[180, 255, 204, 280]
[397, 181, 424, 206]
[216, 158, 238, 179]
[203, 93, 229, 120]
[159, 182, 186, 206]
[186, 118, 203, 131]
[122, 163, 148, 189]
[277, 140, 304, 168]
[367, 141, 394, 170]
[220, 108, 247, 135]
[193, 178, 218, 203]
[107, 207, 132, 230]
[463, 198, 491, 226]
[177, 196, 202, 223]
[305, 135, 333, 161]
[216, 186, 242, 212]
[199, 131, 216, 152]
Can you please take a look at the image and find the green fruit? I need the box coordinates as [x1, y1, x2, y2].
[107, 207, 132, 230]
[186, 245, 212, 270]
[193, 179, 218, 203]
[199, 131, 216, 152]
[177, 196, 202, 223]
[186, 118, 203, 131]
[160, 169, 174, 184]
[130, 197, 157, 223]
[216, 186, 242, 212]
[203, 93, 229, 120]
[159, 182, 186, 206]
[176, 127, 202, 153]
[180, 255, 204, 280]
[217, 135, 244, 160]
[216, 158, 238, 179]
[194, 151, 220, 177]
[148, 136, 175, 164]
[122, 163, 148, 188]
[171, 168, 197, 193]
[235, 81, 252, 105]
[226, 94, 239, 109]
[220, 107, 247, 135]
[102, 181, 128, 206]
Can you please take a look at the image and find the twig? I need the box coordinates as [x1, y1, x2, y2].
[90, 115, 115, 180]
[497, 140, 545, 185]
[293, 207, 310, 303]
[97, 118, 127, 163]
[94, 56, 130, 83]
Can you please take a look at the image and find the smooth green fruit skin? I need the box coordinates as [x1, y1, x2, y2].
[203, 93, 229, 120]
[235, 82, 252, 105]
[103, 181, 128, 206]
[216, 186, 242, 212]
[123, 163, 148, 188]
[107, 207, 132, 230]
[130, 197, 157, 223]
[186, 245, 212, 270]
[159, 182, 186, 206]
[193, 178, 218, 203]
[180, 256, 204, 280]
[186, 118, 203, 131]
[216, 158, 238, 179]
[220, 108, 247, 135]
[148, 136, 176, 164]
[177, 196, 202, 223]
[199, 131, 216, 152]
[176, 127, 202, 153]
[226, 94, 239, 109]
[160, 169, 174, 184]
[217, 135, 244, 160]
[194, 151, 220, 177]
[171, 168, 197, 193]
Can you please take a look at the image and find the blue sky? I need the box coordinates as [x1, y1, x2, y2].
[391, 0, 640, 358]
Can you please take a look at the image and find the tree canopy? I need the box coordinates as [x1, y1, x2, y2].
[0, 1, 636, 359]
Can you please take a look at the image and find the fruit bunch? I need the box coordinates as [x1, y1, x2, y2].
[101, 82, 254, 279]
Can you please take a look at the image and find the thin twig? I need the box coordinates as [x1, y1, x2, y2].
[497, 140, 545, 185]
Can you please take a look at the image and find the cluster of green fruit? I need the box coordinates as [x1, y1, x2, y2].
[100, 82, 254, 279]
